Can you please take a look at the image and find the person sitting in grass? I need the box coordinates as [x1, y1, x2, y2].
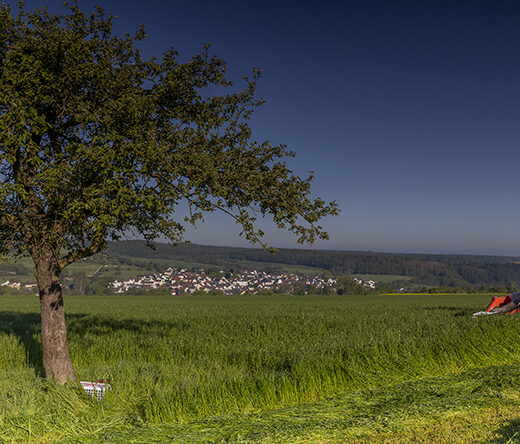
[473, 292, 520, 316]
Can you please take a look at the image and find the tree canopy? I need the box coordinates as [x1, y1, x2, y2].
[0, 3, 338, 267]
[0, 2, 338, 383]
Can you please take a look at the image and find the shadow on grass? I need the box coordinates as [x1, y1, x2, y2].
[0, 311, 44, 376]
[488, 419, 520, 443]
[65, 313, 191, 336]
[0, 310, 184, 376]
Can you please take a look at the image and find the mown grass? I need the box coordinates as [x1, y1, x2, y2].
[0, 293, 519, 442]
[71, 362, 520, 443]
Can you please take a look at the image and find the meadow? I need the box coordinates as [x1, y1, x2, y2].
[1, 293, 520, 442]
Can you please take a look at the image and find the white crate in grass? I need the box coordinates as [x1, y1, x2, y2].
[80, 380, 111, 400]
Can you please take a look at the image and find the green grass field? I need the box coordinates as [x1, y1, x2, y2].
[1, 293, 520, 442]
[0, 256, 148, 284]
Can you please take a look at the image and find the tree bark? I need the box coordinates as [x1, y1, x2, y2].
[33, 253, 75, 384]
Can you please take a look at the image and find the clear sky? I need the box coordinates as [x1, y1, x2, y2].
[22, 0, 520, 255]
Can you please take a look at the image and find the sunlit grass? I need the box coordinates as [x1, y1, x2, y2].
[0, 293, 519, 442]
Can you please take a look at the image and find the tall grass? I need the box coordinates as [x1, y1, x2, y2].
[0, 293, 519, 442]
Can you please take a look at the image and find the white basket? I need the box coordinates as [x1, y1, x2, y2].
[80, 381, 111, 400]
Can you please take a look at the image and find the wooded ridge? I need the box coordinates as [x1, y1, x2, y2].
[108, 241, 520, 288]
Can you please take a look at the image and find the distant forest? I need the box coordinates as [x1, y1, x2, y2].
[107, 241, 520, 289]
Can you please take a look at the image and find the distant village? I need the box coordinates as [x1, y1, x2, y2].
[109, 268, 338, 295]
[0, 266, 386, 295]
[352, 277, 376, 290]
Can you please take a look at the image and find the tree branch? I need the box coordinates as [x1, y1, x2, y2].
[58, 241, 104, 271]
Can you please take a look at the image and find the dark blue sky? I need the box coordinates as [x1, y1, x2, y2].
[23, 1, 520, 255]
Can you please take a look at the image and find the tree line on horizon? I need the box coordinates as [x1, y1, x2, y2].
[108, 240, 520, 289]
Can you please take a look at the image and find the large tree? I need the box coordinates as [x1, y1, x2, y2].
[0, 3, 338, 384]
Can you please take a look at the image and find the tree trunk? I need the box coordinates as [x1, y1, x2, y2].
[33, 254, 75, 384]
